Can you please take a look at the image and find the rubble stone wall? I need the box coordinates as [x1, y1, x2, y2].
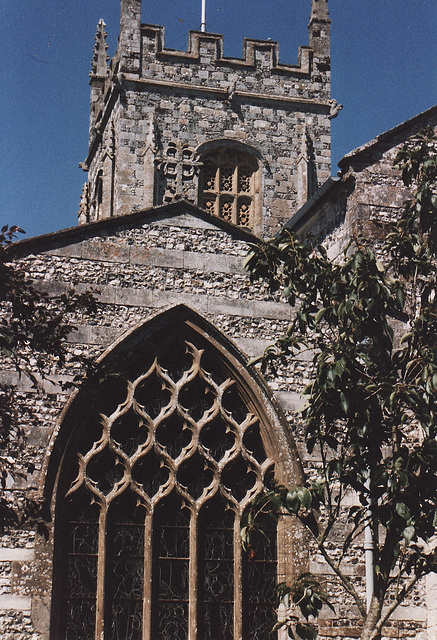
[0, 207, 429, 638]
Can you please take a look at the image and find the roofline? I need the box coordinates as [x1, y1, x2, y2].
[277, 175, 342, 236]
[6, 201, 259, 259]
[338, 104, 437, 170]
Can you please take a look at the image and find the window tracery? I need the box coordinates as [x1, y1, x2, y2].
[199, 149, 258, 229]
[56, 336, 277, 640]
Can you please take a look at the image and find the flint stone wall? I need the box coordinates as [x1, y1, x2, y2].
[0, 203, 429, 638]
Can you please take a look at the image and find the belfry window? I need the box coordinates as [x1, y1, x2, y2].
[199, 149, 259, 229]
[54, 331, 277, 640]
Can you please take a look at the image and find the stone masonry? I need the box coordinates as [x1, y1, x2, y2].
[2, 181, 433, 638]
[80, 0, 333, 237]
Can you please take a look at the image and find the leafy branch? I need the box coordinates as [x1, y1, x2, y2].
[242, 128, 437, 639]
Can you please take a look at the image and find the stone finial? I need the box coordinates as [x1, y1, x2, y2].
[309, 0, 330, 24]
[91, 19, 109, 77]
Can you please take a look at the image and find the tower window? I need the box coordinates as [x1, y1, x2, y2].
[199, 149, 258, 229]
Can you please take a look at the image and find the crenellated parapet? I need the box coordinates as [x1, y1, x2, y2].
[132, 25, 326, 103]
[140, 25, 313, 74]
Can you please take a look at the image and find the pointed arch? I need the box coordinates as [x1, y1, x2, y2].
[196, 140, 264, 233]
[47, 305, 306, 640]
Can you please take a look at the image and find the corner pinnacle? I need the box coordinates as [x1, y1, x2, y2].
[91, 19, 109, 78]
[309, 0, 330, 24]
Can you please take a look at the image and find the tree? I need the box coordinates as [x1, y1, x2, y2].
[242, 128, 437, 640]
[0, 225, 98, 530]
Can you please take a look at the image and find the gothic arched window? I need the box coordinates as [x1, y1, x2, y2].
[199, 148, 259, 229]
[51, 312, 287, 640]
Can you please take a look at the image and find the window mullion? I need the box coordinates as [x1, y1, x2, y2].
[233, 167, 238, 225]
[189, 510, 198, 640]
[95, 505, 107, 640]
[142, 512, 153, 640]
[234, 512, 243, 640]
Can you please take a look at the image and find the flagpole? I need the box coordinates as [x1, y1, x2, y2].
[201, 0, 206, 31]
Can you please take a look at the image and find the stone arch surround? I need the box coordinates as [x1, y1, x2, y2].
[39, 305, 308, 640]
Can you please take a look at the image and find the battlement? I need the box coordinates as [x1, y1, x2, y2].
[127, 24, 328, 104]
[92, 22, 330, 123]
[140, 25, 313, 76]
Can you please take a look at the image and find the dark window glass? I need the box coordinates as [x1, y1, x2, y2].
[153, 494, 190, 640]
[105, 493, 145, 640]
[199, 498, 234, 640]
[64, 488, 99, 640]
[244, 513, 277, 640]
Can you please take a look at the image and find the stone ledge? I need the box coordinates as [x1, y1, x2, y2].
[32, 280, 292, 320]
[0, 371, 71, 394]
[127, 77, 330, 107]
[39, 245, 247, 274]
[0, 595, 32, 611]
[235, 337, 271, 357]
[0, 549, 34, 562]
[310, 560, 365, 577]
[390, 606, 426, 621]
[277, 391, 304, 412]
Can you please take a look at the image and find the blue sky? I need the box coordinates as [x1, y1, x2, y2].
[1, 0, 436, 238]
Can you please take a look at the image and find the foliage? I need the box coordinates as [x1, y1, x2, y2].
[242, 128, 437, 640]
[0, 225, 98, 530]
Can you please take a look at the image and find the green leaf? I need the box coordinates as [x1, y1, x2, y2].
[286, 491, 300, 513]
[340, 391, 349, 415]
[395, 502, 411, 523]
[403, 525, 416, 544]
[296, 622, 318, 640]
[297, 487, 312, 508]
[334, 358, 346, 379]
[375, 260, 385, 273]
[396, 285, 405, 308]
[314, 308, 326, 324]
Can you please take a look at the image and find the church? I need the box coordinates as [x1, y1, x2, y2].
[1, 0, 436, 638]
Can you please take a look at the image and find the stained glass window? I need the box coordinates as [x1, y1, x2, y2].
[154, 494, 190, 640]
[105, 493, 145, 640]
[55, 335, 277, 640]
[244, 513, 277, 640]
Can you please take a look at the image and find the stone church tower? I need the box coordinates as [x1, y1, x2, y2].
[79, 0, 333, 237]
